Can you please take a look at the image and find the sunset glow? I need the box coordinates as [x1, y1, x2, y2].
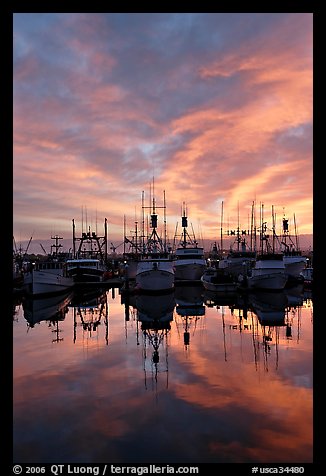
[13, 13, 313, 250]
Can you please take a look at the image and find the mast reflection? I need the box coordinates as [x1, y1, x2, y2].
[70, 288, 109, 347]
[134, 291, 175, 392]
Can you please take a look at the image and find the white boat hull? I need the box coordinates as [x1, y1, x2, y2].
[136, 260, 175, 291]
[174, 262, 206, 281]
[174, 247, 206, 280]
[23, 270, 74, 296]
[66, 259, 107, 282]
[219, 255, 256, 277]
[200, 268, 239, 293]
[247, 272, 288, 290]
[283, 256, 307, 278]
[201, 277, 238, 293]
[247, 255, 287, 291]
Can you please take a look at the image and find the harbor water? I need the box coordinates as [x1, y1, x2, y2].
[13, 284, 313, 464]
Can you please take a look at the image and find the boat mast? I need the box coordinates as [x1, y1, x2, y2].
[104, 218, 108, 263]
[182, 202, 188, 247]
[250, 201, 254, 251]
[294, 213, 300, 250]
[272, 205, 276, 254]
[123, 215, 126, 256]
[220, 200, 224, 253]
[237, 201, 240, 251]
[72, 219, 76, 257]
[260, 202, 264, 254]
[50, 235, 63, 257]
[163, 189, 167, 252]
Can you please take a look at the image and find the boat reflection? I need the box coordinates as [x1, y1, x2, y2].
[205, 287, 307, 373]
[135, 290, 175, 323]
[203, 288, 241, 308]
[134, 291, 175, 391]
[70, 288, 109, 346]
[285, 283, 305, 308]
[22, 291, 72, 342]
[249, 291, 287, 326]
[175, 284, 205, 350]
[22, 291, 72, 327]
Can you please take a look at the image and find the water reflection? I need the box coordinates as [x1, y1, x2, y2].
[22, 292, 72, 327]
[13, 284, 313, 464]
[249, 291, 288, 325]
[21, 292, 72, 342]
[70, 288, 109, 346]
[175, 284, 205, 351]
[134, 291, 175, 391]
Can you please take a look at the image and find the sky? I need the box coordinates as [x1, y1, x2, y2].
[13, 13, 313, 252]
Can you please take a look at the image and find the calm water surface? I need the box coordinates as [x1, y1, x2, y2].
[13, 284, 313, 464]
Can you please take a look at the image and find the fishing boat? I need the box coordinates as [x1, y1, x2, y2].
[135, 189, 175, 292]
[218, 200, 256, 279]
[136, 250, 175, 292]
[246, 205, 287, 291]
[279, 216, 307, 282]
[66, 219, 109, 283]
[120, 218, 142, 281]
[246, 253, 288, 291]
[66, 258, 108, 283]
[200, 266, 239, 293]
[218, 247, 256, 279]
[173, 204, 206, 281]
[22, 236, 74, 297]
[13, 235, 33, 290]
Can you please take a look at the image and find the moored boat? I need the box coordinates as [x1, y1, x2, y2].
[200, 266, 239, 293]
[135, 189, 175, 292]
[247, 253, 287, 291]
[22, 236, 74, 297]
[66, 258, 108, 283]
[246, 205, 287, 291]
[173, 204, 206, 281]
[67, 219, 109, 283]
[23, 262, 74, 296]
[279, 216, 306, 281]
